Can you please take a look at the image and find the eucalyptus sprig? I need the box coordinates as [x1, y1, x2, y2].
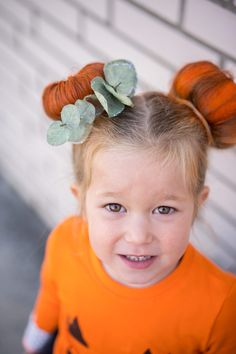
[91, 59, 137, 117]
[47, 100, 96, 146]
[47, 59, 137, 146]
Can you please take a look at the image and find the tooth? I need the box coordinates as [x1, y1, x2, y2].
[126, 255, 152, 262]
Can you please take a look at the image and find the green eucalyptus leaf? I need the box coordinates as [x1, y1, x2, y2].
[84, 94, 105, 117]
[104, 59, 137, 96]
[61, 104, 80, 128]
[68, 123, 92, 144]
[47, 121, 70, 146]
[103, 82, 133, 106]
[74, 99, 96, 124]
[91, 77, 124, 117]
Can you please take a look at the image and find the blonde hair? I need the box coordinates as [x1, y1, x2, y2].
[42, 60, 236, 215]
[72, 92, 208, 214]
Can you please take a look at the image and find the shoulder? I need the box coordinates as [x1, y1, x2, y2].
[205, 269, 236, 351]
[38, 216, 89, 287]
[190, 243, 236, 298]
[45, 215, 87, 255]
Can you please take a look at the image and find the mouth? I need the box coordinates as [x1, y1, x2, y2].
[118, 254, 157, 269]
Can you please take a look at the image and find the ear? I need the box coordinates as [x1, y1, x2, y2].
[197, 185, 209, 207]
[70, 183, 80, 199]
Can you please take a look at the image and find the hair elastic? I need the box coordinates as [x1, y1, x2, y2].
[175, 97, 214, 146]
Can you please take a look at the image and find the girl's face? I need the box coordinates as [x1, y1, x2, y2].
[84, 148, 208, 288]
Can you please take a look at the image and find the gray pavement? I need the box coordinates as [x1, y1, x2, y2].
[0, 173, 50, 354]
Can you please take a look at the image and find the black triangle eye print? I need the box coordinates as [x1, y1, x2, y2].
[68, 317, 89, 347]
[67, 318, 171, 354]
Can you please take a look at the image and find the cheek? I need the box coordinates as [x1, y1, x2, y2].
[165, 232, 189, 250]
[89, 216, 115, 237]
[88, 219, 118, 252]
[158, 214, 193, 249]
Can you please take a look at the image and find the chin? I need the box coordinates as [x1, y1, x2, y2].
[119, 273, 159, 288]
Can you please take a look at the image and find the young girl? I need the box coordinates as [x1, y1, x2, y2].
[23, 59, 236, 354]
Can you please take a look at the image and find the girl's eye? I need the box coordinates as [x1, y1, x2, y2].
[154, 206, 175, 215]
[105, 203, 125, 213]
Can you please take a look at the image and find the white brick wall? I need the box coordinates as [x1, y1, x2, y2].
[72, 0, 109, 21]
[225, 59, 236, 77]
[132, 0, 181, 24]
[113, 0, 220, 67]
[85, 18, 173, 91]
[0, 0, 236, 272]
[25, 0, 80, 33]
[184, 0, 236, 58]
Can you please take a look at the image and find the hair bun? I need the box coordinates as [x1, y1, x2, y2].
[170, 61, 236, 148]
[170, 61, 236, 124]
[42, 62, 104, 120]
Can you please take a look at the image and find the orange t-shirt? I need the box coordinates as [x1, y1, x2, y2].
[29, 215, 236, 354]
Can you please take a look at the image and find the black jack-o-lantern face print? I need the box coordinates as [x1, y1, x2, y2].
[68, 316, 88, 348]
[67, 316, 172, 354]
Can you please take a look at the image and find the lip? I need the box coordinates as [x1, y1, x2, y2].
[119, 254, 157, 270]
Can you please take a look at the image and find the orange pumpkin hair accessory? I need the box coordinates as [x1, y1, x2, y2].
[169, 60, 236, 147]
[43, 59, 137, 146]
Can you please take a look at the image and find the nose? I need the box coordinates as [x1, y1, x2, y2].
[124, 215, 153, 245]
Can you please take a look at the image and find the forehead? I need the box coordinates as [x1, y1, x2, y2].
[89, 148, 189, 198]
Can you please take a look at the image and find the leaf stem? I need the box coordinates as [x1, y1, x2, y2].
[114, 82, 121, 90]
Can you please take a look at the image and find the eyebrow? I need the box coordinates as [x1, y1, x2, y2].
[161, 194, 185, 201]
[96, 191, 121, 197]
[97, 191, 185, 201]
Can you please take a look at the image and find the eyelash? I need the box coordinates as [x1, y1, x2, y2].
[104, 203, 176, 215]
